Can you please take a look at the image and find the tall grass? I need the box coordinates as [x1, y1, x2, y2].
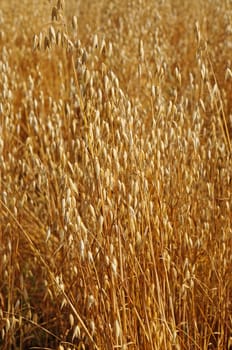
[1, 0, 232, 349]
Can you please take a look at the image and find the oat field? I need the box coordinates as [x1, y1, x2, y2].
[1, 0, 232, 349]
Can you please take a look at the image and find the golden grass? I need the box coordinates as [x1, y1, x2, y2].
[1, 0, 232, 349]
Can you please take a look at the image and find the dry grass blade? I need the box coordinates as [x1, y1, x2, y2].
[0, 199, 99, 350]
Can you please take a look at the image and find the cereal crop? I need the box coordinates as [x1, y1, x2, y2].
[0, 0, 232, 349]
